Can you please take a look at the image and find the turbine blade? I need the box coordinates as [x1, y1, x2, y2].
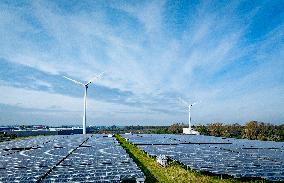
[192, 100, 201, 106]
[178, 97, 188, 106]
[86, 72, 104, 85]
[63, 76, 84, 86]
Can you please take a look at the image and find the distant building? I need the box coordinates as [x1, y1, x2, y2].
[33, 125, 46, 129]
[0, 127, 17, 132]
[5, 127, 85, 137]
[183, 128, 200, 135]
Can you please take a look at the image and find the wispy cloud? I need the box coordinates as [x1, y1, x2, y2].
[0, 0, 283, 125]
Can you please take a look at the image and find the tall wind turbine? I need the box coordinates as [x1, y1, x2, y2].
[63, 73, 104, 135]
[179, 98, 199, 132]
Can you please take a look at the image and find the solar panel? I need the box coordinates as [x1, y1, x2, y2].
[43, 135, 145, 182]
[123, 134, 284, 181]
[0, 134, 145, 182]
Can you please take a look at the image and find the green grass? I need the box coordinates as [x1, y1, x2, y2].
[115, 134, 266, 183]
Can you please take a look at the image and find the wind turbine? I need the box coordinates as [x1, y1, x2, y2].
[179, 98, 199, 133]
[63, 73, 104, 135]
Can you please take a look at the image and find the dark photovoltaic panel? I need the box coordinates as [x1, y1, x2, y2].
[0, 135, 145, 182]
[42, 135, 144, 182]
[122, 134, 284, 181]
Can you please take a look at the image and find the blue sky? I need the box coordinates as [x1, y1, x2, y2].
[0, 0, 283, 126]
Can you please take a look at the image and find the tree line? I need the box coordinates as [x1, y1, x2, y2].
[93, 121, 283, 141]
[120, 121, 284, 141]
[195, 121, 284, 141]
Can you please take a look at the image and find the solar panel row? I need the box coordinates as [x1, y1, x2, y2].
[0, 135, 145, 182]
[123, 134, 284, 181]
[42, 135, 144, 182]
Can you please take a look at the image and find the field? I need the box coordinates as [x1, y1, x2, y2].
[115, 135, 267, 183]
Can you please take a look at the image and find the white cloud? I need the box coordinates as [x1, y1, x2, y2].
[0, 1, 283, 125]
[111, 0, 166, 33]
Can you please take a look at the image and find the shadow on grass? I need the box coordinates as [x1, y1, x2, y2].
[116, 135, 158, 183]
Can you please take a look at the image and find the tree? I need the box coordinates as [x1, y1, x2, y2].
[242, 121, 259, 140]
[208, 123, 224, 137]
[222, 123, 243, 138]
[196, 125, 209, 135]
[168, 123, 183, 134]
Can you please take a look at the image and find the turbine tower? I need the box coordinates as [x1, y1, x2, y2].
[179, 98, 200, 134]
[63, 73, 104, 134]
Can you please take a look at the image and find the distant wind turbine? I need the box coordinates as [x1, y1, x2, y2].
[179, 98, 200, 134]
[63, 72, 104, 134]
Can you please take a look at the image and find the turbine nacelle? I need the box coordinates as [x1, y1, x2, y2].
[63, 72, 104, 87]
[191, 102, 198, 106]
[178, 97, 199, 108]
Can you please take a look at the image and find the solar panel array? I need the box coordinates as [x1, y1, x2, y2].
[0, 135, 145, 182]
[122, 134, 284, 181]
